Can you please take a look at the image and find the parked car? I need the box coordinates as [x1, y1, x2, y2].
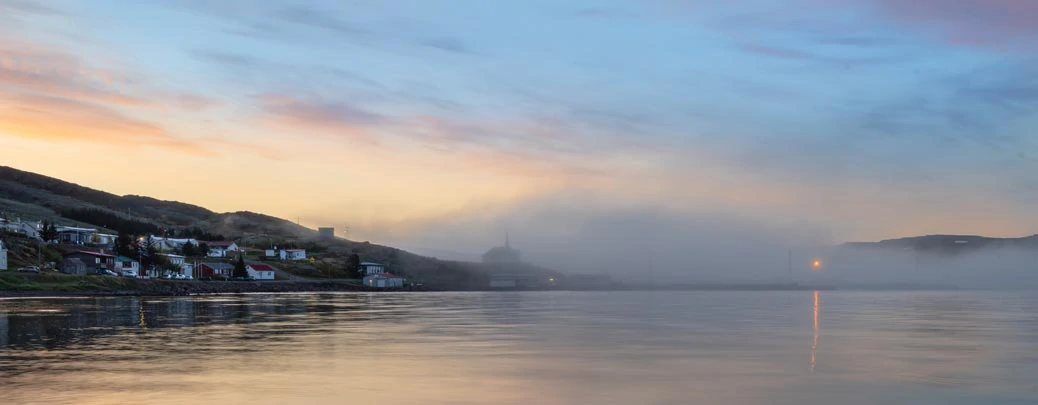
[16, 266, 40, 273]
[120, 271, 137, 277]
[97, 269, 119, 277]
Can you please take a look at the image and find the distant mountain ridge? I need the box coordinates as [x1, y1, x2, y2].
[843, 234, 1038, 254]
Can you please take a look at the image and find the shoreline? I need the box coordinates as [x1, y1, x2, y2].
[0, 279, 370, 298]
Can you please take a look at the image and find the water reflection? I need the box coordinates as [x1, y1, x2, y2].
[810, 290, 819, 372]
[0, 291, 1035, 405]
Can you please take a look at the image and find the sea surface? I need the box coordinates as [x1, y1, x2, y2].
[0, 291, 1036, 405]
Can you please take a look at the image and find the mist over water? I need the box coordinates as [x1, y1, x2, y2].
[361, 192, 1038, 289]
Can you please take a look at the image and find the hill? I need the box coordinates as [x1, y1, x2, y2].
[0, 166, 555, 288]
[842, 234, 1038, 255]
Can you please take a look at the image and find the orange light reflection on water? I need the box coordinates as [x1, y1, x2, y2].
[810, 290, 819, 372]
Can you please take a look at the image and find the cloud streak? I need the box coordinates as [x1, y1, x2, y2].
[253, 93, 384, 141]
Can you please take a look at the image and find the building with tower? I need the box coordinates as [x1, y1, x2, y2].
[482, 233, 521, 264]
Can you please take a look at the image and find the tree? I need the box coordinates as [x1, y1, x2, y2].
[39, 221, 58, 243]
[115, 232, 136, 257]
[233, 253, 249, 279]
[197, 242, 210, 258]
[181, 241, 197, 257]
[139, 236, 158, 275]
[345, 253, 362, 279]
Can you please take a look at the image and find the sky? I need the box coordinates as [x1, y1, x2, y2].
[2, 0, 1038, 272]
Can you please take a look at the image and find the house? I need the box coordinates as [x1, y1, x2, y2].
[61, 251, 115, 275]
[279, 249, 307, 261]
[245, 263, 276, 280]
[159, 253, 186, 267]
[149, 236, 198, 252]
[92, 233, 118, 246]
[61, 258, 87, 275]
[318, 227, 335, 241]
[202, 241, 239, 257]
[114, 256, 140, 277]
[160, 253, 193, 278]
[0, 239, 7, 270]
[359, 261, 403, 288]
[0, 219, 41, 240]
[56, 226, 98, 245]
[359, 262, 385, 275]
[364, 272, 404, 288]
[264, 249, 278, 258]
[198, 262, 234, 279]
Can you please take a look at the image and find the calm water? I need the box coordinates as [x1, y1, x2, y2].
[1, 291, 1036, 404]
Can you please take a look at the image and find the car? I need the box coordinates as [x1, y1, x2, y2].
[97, 270, 119, 277]
[120, 271, 137, 277]
[16, 266, 40, 273]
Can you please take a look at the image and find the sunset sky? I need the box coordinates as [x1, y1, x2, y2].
[2, 0, 1037, 264]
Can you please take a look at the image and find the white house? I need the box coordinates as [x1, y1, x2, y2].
[364, 272, 404, 288]
[149, 236, 198, 251]
[92, 233, 117, 246]
[246, 263, 276, 280]
[0, 239, 7, 270]
[202, 241, 239, 257]
[264, 249, 278, 258]
[360, 262, 385, 275]
[56, 226, 98, 244]
[279, 249, 307, 261]
[158, 253, 193, 278]
[0, 219, 41, 240]
[114, 256, 140, 277]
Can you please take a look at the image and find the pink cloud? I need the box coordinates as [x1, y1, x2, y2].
[0, 39, 222, 154]
[253, 93, 381, 142]
[840, 0, 1038, 50]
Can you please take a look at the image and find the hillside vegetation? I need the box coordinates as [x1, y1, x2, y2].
[0, 166, 550, 289]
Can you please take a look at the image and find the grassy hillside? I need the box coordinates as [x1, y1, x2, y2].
[0, 166, 509, 289]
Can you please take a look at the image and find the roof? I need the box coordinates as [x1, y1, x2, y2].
[360, 262, 382, 266]
[66, 250, 114, 258]
[202, 241, 235, 247]
[116, 256, 138, 262]
[57, 226, 98, 233]
[284, 249, 305, 252]
[248, 263, 276, 271]
[200, 262, 234, 270]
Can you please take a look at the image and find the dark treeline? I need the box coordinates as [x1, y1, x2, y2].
[170, 227, 226, 241]
[60, 208, 160, 235]
[59, 209, 226, 241]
